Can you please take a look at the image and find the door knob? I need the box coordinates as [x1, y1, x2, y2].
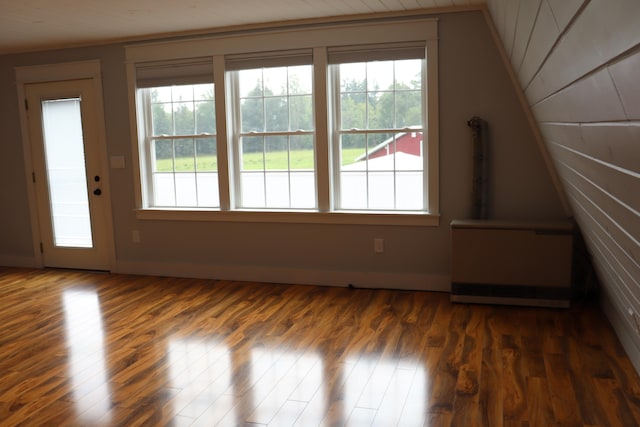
[93, 188, 102, 196]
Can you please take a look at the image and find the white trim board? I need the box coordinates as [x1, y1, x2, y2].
[114, 260, 451, 292]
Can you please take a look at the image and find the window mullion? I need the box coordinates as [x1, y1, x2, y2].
[313, 47, 330, 212]
[193, 138, 200, 207]
[171, 139, 177, 206]
[215, 55, 232, 210]
[141, 89, 156, 207]
[287, 135, 292, 208]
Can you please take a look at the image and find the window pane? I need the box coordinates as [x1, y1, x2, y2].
[341, 93, 366, 130]
[290, 95, 313, 131]
[195, 100, 215, 134]
[175, 173, 197, 206]
[196, 138, 217, 172]
[265, 96, 288, 132]
[340, 171, 367, 209]
[265, 136, 288, 170]
[196, 173, 219, 207]
[368, 91, 394, 129]
[289, 65, 312, 95]
[368, 171, 395, 210]
[395, 90, 422, 128]
[153, 86, 172, 103]
[290, 135, 314, 170]
[151, 102, 172, 135]
[368, 133, 393, 161]
[241, 171, 265, 207]
[242, 136, 264, 171]
[153, 173, 175, 206]
[174, 102, 195, 135]
[395, 59, 422, 90]
[340, 63, 366, 92]
[263, 67, 287, 96]
[290, 171, 316, 208]
[396, 171, 423, 210]
[193, 84, 214, 101]
[265, 172, 290, 207]
[172, 85, 194, 102]
[174, 139, 195, 172]
[154, 140, 174, 172]
[367, 61, 393, 92]
[341, 134, 366, 167]
[239, 69, 263, 95]
[241, 97, 264, 132]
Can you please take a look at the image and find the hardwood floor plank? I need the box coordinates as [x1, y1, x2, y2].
[0, 268, 640, 427]
[543, 353, 583, 427]
[525, 377, 554, 427]
[479, 315, 503, 427]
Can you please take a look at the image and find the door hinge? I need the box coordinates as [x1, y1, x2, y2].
[24, 99, 28, 110]
[32, 172, 36, 183]
[39, 242, 43, 253]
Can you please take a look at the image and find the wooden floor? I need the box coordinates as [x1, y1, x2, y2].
[1, 268, 640, 426]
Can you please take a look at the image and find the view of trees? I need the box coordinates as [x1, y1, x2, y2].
[150, 84, 216, 166]
[148, 60, 423, 169]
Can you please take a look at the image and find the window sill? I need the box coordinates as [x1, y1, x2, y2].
[135, 208, 440, 226]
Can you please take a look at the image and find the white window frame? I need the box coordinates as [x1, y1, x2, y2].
[138, 85, 218, 208]
[329, 55, 427, 212]
[226, 59, 316, 210]
[126, 18, 439, 226]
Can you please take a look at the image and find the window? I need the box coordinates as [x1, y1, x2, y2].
[126, 18, 439, 225]
[229, 63, 315, 209]
[142, 83, 217, 207]
[135, 58, 217, 208]
[331, 57, 425, 211]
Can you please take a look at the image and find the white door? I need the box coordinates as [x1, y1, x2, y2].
[25, 79, 111, 270]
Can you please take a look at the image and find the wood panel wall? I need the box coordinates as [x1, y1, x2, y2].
[486, 0, 640, 370]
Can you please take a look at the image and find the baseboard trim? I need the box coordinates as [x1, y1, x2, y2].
[0, 255, 38, 268]
[601, 291, 640, 376]
[114, 260, 450, 292]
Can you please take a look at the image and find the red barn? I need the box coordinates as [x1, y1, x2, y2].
[355, 131, 423, 162]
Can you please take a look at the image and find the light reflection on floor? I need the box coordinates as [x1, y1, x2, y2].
[60, 289, 426, 425]
[62, 289, 112, 424]
[248, 348, 324, 425]
[164, 339, 426, 426]
[168, 339, 234, 422]
[344, 356, 426, 426]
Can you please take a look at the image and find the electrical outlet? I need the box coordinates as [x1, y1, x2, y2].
[374, 238, 384, 253]
[132, 230, 141, 243]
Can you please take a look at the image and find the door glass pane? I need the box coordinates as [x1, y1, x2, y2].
[41, 98, 93, 248]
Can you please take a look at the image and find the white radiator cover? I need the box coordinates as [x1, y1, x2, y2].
[450, 220, 573, 307]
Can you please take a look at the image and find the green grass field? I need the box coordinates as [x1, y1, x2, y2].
[155, 148, 364, 172]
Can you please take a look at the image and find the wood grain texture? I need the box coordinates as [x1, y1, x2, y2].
[1, 267, 640, 426]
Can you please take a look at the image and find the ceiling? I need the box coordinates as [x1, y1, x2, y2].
[0, 0, 484, 55]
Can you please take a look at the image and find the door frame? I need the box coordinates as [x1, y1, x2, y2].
[16, 60, 115, 270]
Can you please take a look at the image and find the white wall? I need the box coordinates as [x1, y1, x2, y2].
[487, 0, 640, 371]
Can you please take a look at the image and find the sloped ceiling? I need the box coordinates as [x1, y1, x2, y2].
[486, 0, 640, 369]
[0, 0, 483, 54]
